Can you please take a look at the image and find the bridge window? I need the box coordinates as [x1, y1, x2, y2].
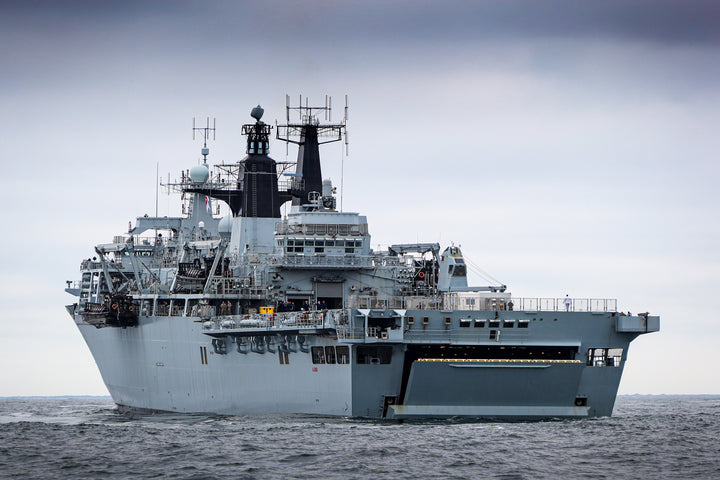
[325, 346, 336, 364]
[336, 346, 349, 364]
[311, 346, 325, 364]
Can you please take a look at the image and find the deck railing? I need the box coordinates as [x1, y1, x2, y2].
[348, 294, 617, 313]
[497, 297, 617, 313]
[233, 254, 402, 269]
[335, 324, 365, 340]
[202, 309, 344, 332]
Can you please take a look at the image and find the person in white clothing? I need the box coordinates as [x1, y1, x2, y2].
[564, 295, 572, 312]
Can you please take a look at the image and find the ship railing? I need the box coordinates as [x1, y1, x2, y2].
[275, 222, 368, 236]
[348, 295, 443, 310]
[131, 258, 176, 269]
[81, 257, 175, 271]
[203, 309, 342, 332]
[373, 256, 403, 267]
[236, 253, 376, 268]
[277, 179, 301, 193]
[205, 277, 267, 297]
[349, 294, 617, 312]
[335, 324, 365, 340]
[80, 260, 104, 270]
[479, 297, 617, 313]
[280, 255, 373, 268]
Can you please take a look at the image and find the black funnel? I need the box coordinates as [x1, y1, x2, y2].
[293, 124, 323, 206]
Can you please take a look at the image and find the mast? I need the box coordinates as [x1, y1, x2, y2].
[276, 94, 348, 208]
[239, 106, 288, 218]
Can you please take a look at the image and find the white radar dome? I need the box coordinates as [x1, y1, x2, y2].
[189, 164, 210, 184]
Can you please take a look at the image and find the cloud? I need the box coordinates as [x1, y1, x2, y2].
[7, 1, 720, 46]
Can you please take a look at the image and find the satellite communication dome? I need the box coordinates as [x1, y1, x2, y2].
[251, 105, 264, 121]
[189, 164, 210, 184]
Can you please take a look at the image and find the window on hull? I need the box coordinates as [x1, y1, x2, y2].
[336, 346, 349, 364]
[325, 346, 336, 364]
[587, 348, 623, 367]
[311, 346, 325, 364]
[311, 346, 349, 365]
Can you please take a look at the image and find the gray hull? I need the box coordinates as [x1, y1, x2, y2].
[74, 308, 658, 419]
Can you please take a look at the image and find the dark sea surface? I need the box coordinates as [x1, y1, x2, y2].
[0, 396, 718, 480]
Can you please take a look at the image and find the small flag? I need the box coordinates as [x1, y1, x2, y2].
[205, 196, 210, 212]
[312, 367, 318, 372]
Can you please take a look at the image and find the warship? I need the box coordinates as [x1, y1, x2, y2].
[65, 97, 659, 419]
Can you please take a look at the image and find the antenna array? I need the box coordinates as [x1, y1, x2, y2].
[277, 95, 349, 155]
[192, 117, 216, 148]
[193, 117, 216, 163]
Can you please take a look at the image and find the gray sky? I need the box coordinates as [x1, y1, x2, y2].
[1, 1, 719, 395]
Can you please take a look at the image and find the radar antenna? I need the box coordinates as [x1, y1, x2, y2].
[277, 94, 348, 155]
[276, 95, 349, 209]
[192, 117, 216, 162]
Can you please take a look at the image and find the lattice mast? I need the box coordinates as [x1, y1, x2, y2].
[276, 95, 348, 206]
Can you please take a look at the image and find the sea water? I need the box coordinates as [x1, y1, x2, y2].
[0, 396, 718, 480]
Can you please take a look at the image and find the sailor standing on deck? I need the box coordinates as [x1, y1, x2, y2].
[565, 295, 572, 312]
